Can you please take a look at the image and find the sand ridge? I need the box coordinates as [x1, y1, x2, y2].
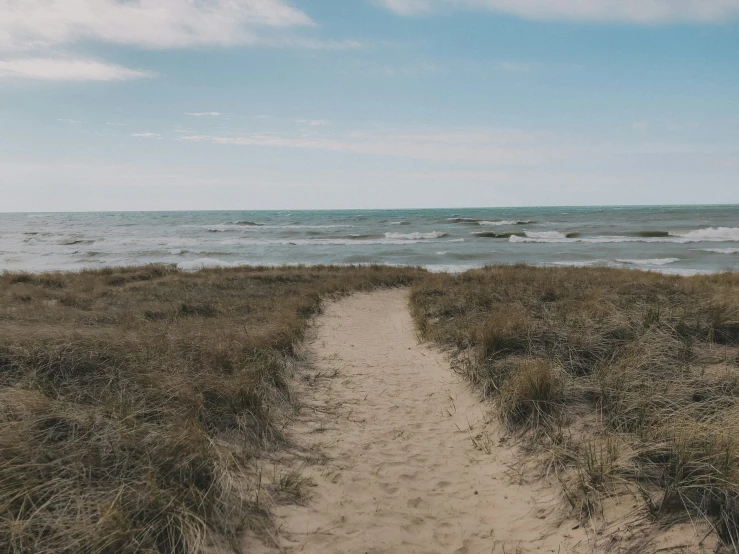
[249, 288, 595, 553]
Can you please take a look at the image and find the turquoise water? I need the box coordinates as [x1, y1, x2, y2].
[1, 205, 738, 274]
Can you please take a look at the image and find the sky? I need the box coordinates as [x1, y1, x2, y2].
[1, 0, 738, 211]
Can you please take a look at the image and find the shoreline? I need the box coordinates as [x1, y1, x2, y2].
[2, 259, 733, 277]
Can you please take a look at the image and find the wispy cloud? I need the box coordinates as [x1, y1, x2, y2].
[632, 121, 649, 132]
[273, 38, 363, 50]
[296, 119, 330, 126]
[131, 132, 162, 139]
[0, 0, 313, 52]
[178, 128, 578, 166]
[377, 0, 739, 23]
[186, 112, 223, 117]
[0, 58, 153, 81]
[57, 118, 81, 124]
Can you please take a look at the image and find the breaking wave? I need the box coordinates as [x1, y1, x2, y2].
[702, 248, 739, 254]
[478, 220, 535, 226]
[616, 258, 680, 266]
[671, 227, 739, 241]
[510, 227, 739, 244]
[384, 231, 448, 240]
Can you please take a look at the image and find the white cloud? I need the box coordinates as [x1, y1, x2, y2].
[379, 0, 436, 15]
[186, 112, 222, 117]
[377, 0, 739, 23]
[131, 132, 162, 138]
[632, 121, 649, 132]
[57, 118, 81, 124]
[0, 0, 312, 52]
[296, 119, 330, 126]
[0, 58, 153, 81]
[178, 128, 580, 165]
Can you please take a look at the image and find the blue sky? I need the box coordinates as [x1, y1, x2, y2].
[1, 0, 738, 211]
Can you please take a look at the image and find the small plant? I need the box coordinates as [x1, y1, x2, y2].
[499, 360, 563, 427]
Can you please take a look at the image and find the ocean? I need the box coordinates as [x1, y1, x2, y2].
[1, 205, 738, 275]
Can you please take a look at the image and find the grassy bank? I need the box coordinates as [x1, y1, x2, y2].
[0, 265, 422, 554]
[410, 265, 739, 550]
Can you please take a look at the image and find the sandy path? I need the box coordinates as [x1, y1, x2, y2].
[249, 288, 592, 554]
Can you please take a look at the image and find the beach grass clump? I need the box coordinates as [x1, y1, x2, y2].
[410, 265, 739, 548]
[499, 360, 563, 427]
[0, 264, 422, 554]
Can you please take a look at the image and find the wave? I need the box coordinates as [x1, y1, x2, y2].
[425, 264, 484, 274]
[384, 231, 447, 240]
[177, 258, 238, 271]
[616, 258, 680, 266]
[448, 218, 535, 226]
[230, 220, 262, 226]
[551, 260, 607, 268]
[205, 224, 351, 232]
[219, 237, 449, 247]
[59, 239, 96, 246]
[525, 231, 568, 239]
[478, 220, 535, 226]
[671, 227, 739, 241]
[550, 260, 709, 276]
[702, 248, 739, 254]
[629, 231, 670, 238]
[510, 230, 739, 244]
[473, 232, 525, 239]
[388, 221, 411, 226]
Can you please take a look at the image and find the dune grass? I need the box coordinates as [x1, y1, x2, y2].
[0, 264, 422, 554]
[5, 262, 739, 552]
[410, 265, 739, 550]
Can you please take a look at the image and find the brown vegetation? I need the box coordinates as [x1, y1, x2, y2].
[410, 265, 739, 551]
[0, 264, 422, 554]
[5, 262, 739, 552]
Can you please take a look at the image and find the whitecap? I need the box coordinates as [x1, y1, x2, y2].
[478, 220, 534, 226]
[616, 258, 680, 266]
[670, 227, 739, 241]
[525, 231, 568, 239]
[384, 231, 447, 240]
[425, 264, 483, 273]
[177, 258, 236, 271]
[702, 248, 739, 254]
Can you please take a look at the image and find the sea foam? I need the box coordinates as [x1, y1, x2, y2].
[177, 258, 237, 271]
[616, 258, 680, 266]
[671, 227, 739, 241]
[384, 231, 447, 240]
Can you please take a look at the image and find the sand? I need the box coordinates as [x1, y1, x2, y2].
[247, 289, 717, 554]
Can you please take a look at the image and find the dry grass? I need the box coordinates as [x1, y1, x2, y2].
[410, 265, 739, 550]
[0, 264, 423, 554]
